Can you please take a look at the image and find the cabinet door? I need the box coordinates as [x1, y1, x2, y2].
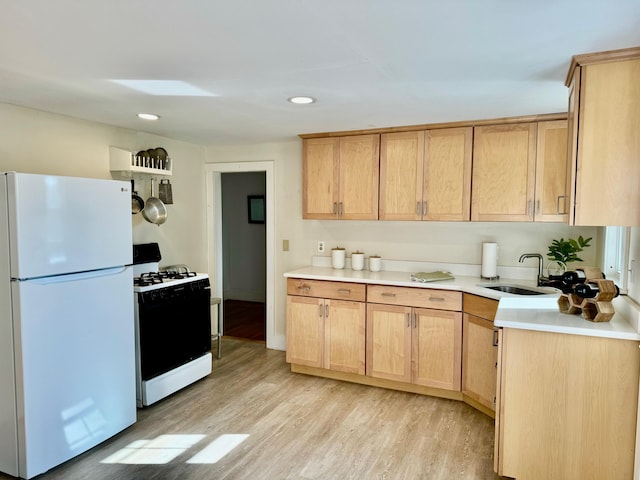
[573, 59, 640, 226]
[302, 137, 339, 219]
[286, 295, 324, 367]
[424, 127, 472, 221]
[339, 135, 380, 220]
[379, 131, 424, 220]
[366, 303, 411, 382]
[462, 313, 497, 411]
[324, 299, 366, 374]
[495, 328, 640, 479]
[565, 69, 580, 225]
[535, 120, 568, 222]
[411, 308, 462, 390]
[471, 123, 537, 221]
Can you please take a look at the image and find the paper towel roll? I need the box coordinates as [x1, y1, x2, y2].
[481, 243, 498, 279]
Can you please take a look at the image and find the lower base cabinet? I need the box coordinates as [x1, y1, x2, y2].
[366, 303, 462, 390]
[286, 279, 366, 375]
[286, 296, 366, 375]
[495, 328, 640, 480]
[462, 293, 499, 416]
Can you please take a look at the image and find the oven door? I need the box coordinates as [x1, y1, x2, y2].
[136, 281, 211, 382]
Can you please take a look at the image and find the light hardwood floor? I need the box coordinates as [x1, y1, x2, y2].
[2, 339, 500, 480]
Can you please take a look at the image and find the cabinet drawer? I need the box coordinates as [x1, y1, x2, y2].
[287, 278, 366, 302]
[367, 285, 461, 311]
[463, 293, 498, 321]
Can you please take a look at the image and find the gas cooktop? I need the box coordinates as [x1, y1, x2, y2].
[133, 271, 209, 292]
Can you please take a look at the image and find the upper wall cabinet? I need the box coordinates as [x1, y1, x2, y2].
[565, 47, 640, 226]
[379, 127, 472, 221]
[534, 120, 569, 222]
[471, 121, 568, 222]
[302, 135, 380, 220]
[471, 123, 537, 222]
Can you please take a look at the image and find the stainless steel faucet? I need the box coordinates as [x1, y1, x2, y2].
[519, 253, 545, 285]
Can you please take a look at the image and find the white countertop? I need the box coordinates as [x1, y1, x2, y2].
[285, 265, 640, 341]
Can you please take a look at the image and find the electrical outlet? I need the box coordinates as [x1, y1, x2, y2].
[317, 241, 325, 253]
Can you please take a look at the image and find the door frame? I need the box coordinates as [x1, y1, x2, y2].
[204, 161, 277, 349]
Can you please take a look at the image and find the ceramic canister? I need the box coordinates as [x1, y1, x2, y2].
[332, 247, 346, 269]
[351, 252, 365, 271]
[369, 256, 381, 272]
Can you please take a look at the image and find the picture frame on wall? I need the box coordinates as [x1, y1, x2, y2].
[248, 195, 265, 224]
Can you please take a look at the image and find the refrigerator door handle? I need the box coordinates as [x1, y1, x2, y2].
[14, 266, 129, 284]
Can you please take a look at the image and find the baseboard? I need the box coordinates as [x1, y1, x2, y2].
[267, 333, 286, 351]
[290, 363, 464, 401]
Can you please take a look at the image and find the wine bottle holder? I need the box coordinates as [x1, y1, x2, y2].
[558, 274, 617, 323]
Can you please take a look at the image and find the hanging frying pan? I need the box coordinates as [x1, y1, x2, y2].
[131, 179, 144, 214]
[142, 178, 168, 225]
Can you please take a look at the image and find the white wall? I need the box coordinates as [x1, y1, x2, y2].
[0, 103, 209, 272]
[0, 102, 607, 344]
[205, 140, 600, 340]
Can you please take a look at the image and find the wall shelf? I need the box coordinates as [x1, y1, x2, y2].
[109, 146, 172, 176]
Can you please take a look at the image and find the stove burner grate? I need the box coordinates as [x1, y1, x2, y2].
[134, 270, 198, 286]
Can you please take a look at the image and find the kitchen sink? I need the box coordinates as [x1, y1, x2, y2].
[482, 285, 547, 295]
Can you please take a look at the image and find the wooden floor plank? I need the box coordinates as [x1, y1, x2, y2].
[1, 339, 500, 480]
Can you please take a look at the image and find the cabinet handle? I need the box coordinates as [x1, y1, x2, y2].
[325, 304, 329, 318]
[297, 285, 311, 292]
[492, 329, 499, 347]
[338, 202, 343, 216]
[406, 313, 410, 327]
[492, 396, 496, 408]
[337, 288, 351, 295]
[428, 296, 445, 302]
[332, 202, 337, 215]
[536, 200, 540, 215]
[557, 195, 567, 215]
[416, 202, 421, 215]
[381, 292, 396, 297]
[318, 304, 323, 317]
[422, 201, 427, 216]
[413, 312, 417, 328]
[527, 199, 533, 216]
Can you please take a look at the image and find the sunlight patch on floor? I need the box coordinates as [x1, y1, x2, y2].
[187, 434, 249, 464]
[100, 433, 249, 465]
[100, 434, 206, 464]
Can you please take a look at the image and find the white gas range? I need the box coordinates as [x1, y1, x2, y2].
[133, 243, 212, 408]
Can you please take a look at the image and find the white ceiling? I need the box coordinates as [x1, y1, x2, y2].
[1, 1, 639, 146]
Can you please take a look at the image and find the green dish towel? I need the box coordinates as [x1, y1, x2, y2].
[410, 271, 455, 283]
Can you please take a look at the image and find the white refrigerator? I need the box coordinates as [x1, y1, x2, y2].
[0, 172, 137, 479]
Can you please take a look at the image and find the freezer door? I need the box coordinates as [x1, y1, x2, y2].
[11, 266, 136, 479]
[5, 173, 132, 279]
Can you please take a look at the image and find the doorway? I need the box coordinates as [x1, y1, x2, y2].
[205, 161, 276, 350]
[221, 172, 266, 341]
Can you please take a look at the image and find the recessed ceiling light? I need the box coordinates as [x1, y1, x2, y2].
[288, 96, 317, 105]
[137, 113, 160, 121]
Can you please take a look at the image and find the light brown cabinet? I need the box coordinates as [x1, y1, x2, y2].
[461, 293, 499, 417]
[565, 47, 640, 226]
[471, 121, 568, 222]
[494, 328, 640, 479]
[302, 134, 379, 220]
[286, 279, 366, 374]
[534, 120, 569, 222]
[379, 127, 472, 221]
[366, 285, 462, 391]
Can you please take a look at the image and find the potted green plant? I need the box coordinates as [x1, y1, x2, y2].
[546, 236, 592, 273]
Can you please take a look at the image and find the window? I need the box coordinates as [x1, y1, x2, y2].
[603, 226, 630, 293]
